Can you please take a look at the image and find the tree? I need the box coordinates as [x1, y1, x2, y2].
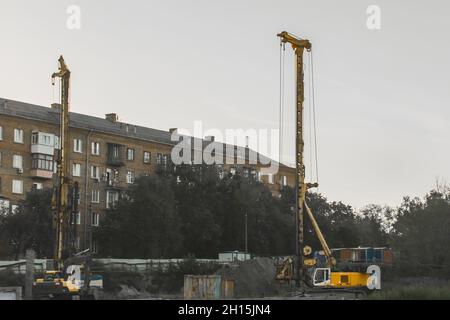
[96, 173, 183, 258]
[0, 189, 54, 260]
[392, 190, 450, 277]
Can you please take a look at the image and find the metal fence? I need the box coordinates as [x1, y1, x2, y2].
[0, 258, 227, 274]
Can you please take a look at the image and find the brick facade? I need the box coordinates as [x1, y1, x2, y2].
[0, 99, 296, 251]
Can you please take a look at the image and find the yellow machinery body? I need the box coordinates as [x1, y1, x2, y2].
[330, 272, 370, 288]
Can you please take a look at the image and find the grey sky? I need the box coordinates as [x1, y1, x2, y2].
[1, 0, 449, 209]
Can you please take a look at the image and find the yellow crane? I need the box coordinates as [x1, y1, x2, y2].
[276, 32, 380, 292]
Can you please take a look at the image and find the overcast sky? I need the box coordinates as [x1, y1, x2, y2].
[1, 0, 449, 209]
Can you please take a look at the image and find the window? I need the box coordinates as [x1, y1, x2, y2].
[163, 155, 168, 168]
[75, 212, 81, 225]
[92, 213, 100, 227]
[143, 151, 151, 164]
[218, 166, 224, 179]
[32, 132, 38, 144]
[14, 129, 24, 143]
[91, 142, 100, 155]
[0, 126, 2, 140]
[91, 189, 100, 203]
[72, 163, 81, 177]
[13, 155, 23, 169]
[126, 171, 135, 184]
[75, 236, 81, 250]
[0, 199, 10, 215]
[91, 165, 99, 179]
[127, 148, 135, 161]
[280, 175, 287, 186]
[54, 136, 60, 149]
[106, 190, 119, 209]
[156, 153, 163, 165]
[74, 139, 83, 153]
[268, 174, 274, 184]
[92, 241, 98, 254]
[33, 133, 52, 146]
[11, 205, 19, 213]
[12, 180, 23, 194]
[32, 182, 43, 190]
[32, 154, 54, 171]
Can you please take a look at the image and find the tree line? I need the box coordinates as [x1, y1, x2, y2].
[1, 165, 449, 277]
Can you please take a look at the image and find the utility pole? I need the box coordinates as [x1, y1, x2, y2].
[25, 249, 35, 300]
[277, 32, 317, 289]
[244, 213, 248, 255]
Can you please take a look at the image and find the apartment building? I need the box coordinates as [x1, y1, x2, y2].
[0, 98, 295, 250]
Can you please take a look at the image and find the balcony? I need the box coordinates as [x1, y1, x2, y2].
[30, 169, 54, 180]
[107, 143, 125, 167]
[31, 131, 57, 156]
[31, 154, 54, 179]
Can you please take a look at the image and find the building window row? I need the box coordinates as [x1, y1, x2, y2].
[0, 127, 25, 143]
[0, 129, 161, 167]
[0, 179, 44, 197]
[71, 211, 100, 227]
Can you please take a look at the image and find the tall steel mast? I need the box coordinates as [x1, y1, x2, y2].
[277, 32, 318, 288]
[51, 56, 72, 268]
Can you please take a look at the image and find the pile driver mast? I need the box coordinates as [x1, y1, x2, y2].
[51, 56, 77, 269]
[277, 32, 333, 288]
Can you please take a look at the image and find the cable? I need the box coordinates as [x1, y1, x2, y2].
[310, 49, 319, 190]
[307, 59, 313, 182]
[279, 41, 286, 165]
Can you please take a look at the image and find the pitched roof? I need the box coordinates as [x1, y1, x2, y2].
[0, 98, 174, 145]
[0, 97, 291, 168]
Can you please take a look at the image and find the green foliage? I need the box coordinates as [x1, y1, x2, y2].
[368, 286, 450, 300]
[96, 173, 182, 258]
[391, 190, 450, 277]
[0, 189, 54, 259]
[97, 165, 296, 258]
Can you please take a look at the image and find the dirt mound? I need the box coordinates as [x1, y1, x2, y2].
[216, 257, 283, 298]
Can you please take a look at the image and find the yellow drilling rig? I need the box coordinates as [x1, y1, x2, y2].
[275, 32, 381, 293]
[33, 56, 102, 300]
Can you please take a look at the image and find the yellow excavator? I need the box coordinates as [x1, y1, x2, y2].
[275, 32, 381, 293]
